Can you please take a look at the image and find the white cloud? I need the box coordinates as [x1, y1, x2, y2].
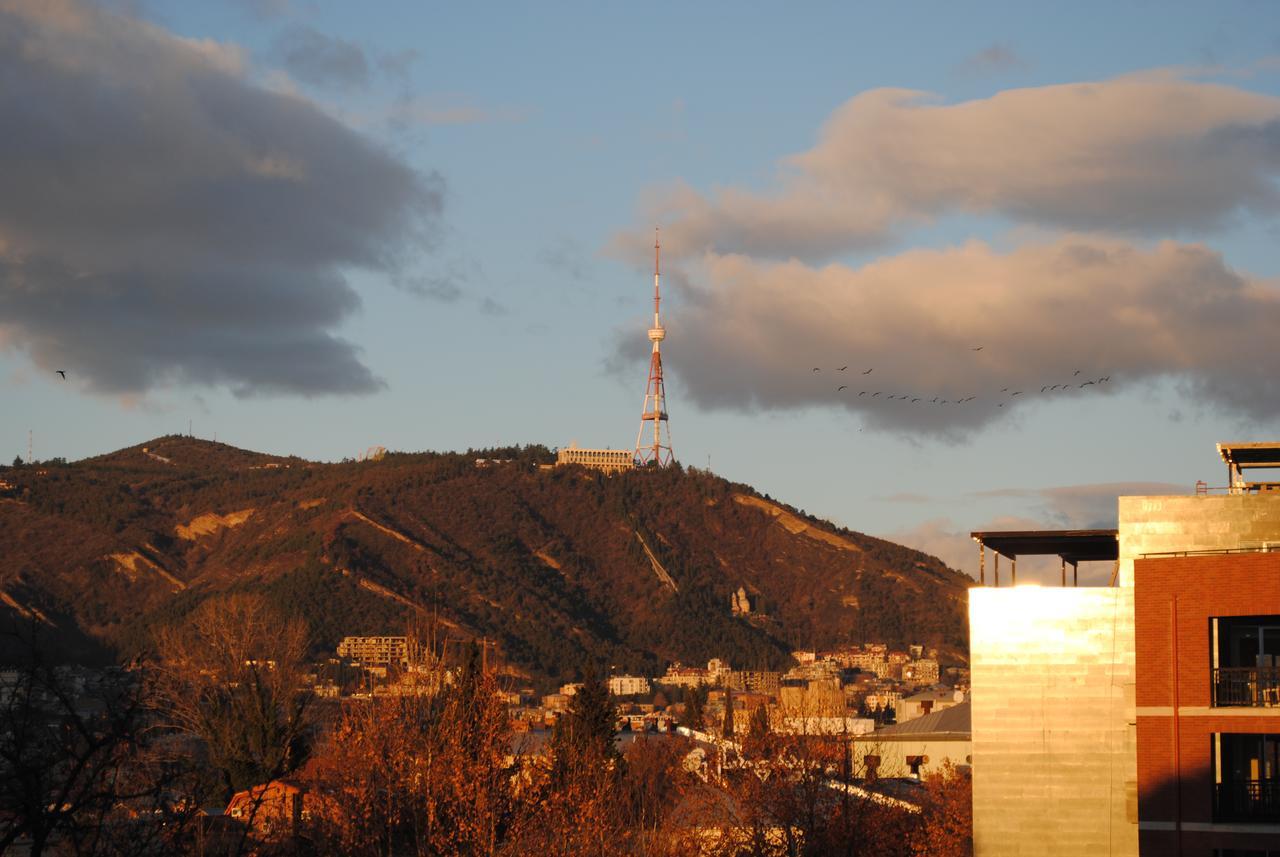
[616, 74, 1280, 262]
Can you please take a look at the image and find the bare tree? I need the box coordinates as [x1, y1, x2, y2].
[0, 629, 201, 856]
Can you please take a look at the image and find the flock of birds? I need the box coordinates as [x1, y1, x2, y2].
[810, 347, 1112, 409]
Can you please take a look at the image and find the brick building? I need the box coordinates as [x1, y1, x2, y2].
[967, 441, 1280, 857]
[1136, 550, 1280, 856]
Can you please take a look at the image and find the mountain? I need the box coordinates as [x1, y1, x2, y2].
[0, 436, 971, 681]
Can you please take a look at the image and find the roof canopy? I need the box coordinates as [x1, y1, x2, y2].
[970, 529, 1118, 564]
[1218, 442, 1280, 471]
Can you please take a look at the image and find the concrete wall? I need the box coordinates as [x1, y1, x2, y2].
[970, 587, 1137, 857]
[851, 735, 971, 780]
[1117, 494, 1280, 586]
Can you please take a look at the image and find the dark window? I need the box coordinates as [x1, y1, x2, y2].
[1214, 733, 1280, 822]
[1212, 617, 1280, 707]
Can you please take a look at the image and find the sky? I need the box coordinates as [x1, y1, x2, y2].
[3, 0, 1280, 584]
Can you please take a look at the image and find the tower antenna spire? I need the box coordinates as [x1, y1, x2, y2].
[636, 228, 674, 467]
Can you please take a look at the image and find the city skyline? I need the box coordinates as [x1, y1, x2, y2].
[4, 1, 1280, 583]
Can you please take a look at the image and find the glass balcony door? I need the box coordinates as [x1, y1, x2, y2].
[1216, 734, 1280, 822]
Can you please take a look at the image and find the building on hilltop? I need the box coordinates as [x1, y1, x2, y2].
[555, 443, 636, 474]
[967, 440, 1280, 857]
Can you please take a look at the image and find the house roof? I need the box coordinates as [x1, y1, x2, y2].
[865, 701, 971, 741]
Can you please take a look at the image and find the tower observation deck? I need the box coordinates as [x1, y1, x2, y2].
[635, 231, 674, 466]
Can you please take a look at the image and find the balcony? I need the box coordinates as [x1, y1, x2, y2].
[1212, 667, 1280, 707]
[1215, 779, 1280, 822]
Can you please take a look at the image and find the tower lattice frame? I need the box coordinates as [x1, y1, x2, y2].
[635, 231, 674, 467]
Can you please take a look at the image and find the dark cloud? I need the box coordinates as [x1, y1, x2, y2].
[959, 43, 1029, 75]
[0, 0, 443, 397]
[273, 25, 368, 91]
[610, 237, 1280, 436]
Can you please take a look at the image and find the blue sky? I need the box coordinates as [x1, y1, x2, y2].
[3, 1, 1279, 582]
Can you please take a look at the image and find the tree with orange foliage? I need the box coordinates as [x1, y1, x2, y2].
[304, 645, 519, 856]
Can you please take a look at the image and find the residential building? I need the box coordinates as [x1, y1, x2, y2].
[903, 658, 939, 685]
[968, 441, 1280, 857]
[555, 444, 635, 474]
[656, 663, 709, 688]
[897, 688, 964, 724]
[225, 780, 307, 839]
[608, 675, 651, 696]
[336, 636, 413, 666]
[727, 670, 781, 695]
[1135, 549, 1280, 855]
[854, 700, 971, 781]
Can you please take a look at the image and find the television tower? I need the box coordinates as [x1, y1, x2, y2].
[635, 230, 674, 466]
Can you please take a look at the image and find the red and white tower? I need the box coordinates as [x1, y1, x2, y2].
[635, 230, 674, 466]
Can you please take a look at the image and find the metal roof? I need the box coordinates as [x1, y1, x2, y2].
[1218, 442, 1280, 470]
[969, 529, 1118, 563]
[866, 701, 971, 740]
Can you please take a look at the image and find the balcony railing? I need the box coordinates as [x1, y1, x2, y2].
[1215, 779, 1280, 822]
[1212, 667, 1280, 707]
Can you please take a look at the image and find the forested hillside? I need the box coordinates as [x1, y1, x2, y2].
[0, 436, 971, 680]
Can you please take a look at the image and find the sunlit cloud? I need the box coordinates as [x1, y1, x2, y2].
[612, 236, 1280, 436]
[615, 74, 1280, 261]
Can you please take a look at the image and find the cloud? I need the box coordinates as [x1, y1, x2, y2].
[0, 0, 443, 397]
[272, 25, 368, 90]
[958, 43, 1029, 75]
[617, 235, 1280, 435]
[539, 237, 592, 283]
[876, 492, 933, 504]
[971, 481, 1189, 528]
[616, 74, 1280, 262]
[887, 516, 1116, 586]
[385, 95, 529, 130]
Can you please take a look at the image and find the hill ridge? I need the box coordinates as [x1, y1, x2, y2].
[0, 436, 971, 679]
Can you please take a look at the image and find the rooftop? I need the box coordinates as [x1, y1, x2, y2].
[866, 701, 971, 741]
[1218, 442, 1280, 470]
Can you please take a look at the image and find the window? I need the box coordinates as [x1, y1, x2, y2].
[1214, 733, 1280, 822]
[1212, 617, 1280, 707]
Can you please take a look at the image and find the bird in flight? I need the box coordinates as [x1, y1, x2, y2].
[1073, 369, 1081, 376]
[861, 368, 873, 375]
[837, 385, 848, 391]
[1080, 381, 1095, 388]
[871, 392, 881, 398]
[837, 366, 848, 371]
[858, 391, 867, 396]
[1011, 391, 1023, 396]
[55, 370, 66, 380]
[812, 367, 821, 372]
[971, 346, 983, 351]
